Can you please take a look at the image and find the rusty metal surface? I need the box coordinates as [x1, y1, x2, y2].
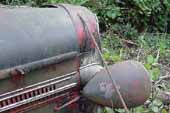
[0, 52, 77, 80]
[0, 58, 78, 94]
[0, 57, 79, 113]
[0, 4, 100, 70]
[0, 6, 79, 70]
[0, 4, 102, 113]
[83, 60, 151, 108]
[59, 4, 100, 52]
[0, 61, 103, 113]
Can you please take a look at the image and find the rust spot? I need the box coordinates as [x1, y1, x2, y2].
[10, 69, 25, 86]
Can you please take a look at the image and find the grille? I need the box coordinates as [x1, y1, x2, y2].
[0, 72, 77, 112]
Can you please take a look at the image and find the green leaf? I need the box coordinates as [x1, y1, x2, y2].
[162, 109, 168, 113]
[115, 109, 125, 113]
[151, 68, 160, 81]
[106, 7, 120, 19]
[144, 63, 152, 70]
[103, 52, 111, 61]
[151, 106, 159, 113]
[147, 55, 154, 64]
[134, 106, 146, 113]
[106, 10, 117, 19]
[153, 99, 162, 106]
[104, 107, 114, 113]
[149, 68, 160, 81]
[111, 55, 122, 62]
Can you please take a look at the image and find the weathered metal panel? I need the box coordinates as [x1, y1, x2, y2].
[0, 7, 79, 69]
[0, 57, 78, 94]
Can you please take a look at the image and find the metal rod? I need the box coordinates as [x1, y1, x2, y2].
[78, 15, 130, 113]
[0, 51, 77, 80]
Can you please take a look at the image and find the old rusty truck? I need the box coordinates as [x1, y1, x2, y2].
[0, 4, 151, 113]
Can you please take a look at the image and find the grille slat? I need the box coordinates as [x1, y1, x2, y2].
[0, 75, 77, 112]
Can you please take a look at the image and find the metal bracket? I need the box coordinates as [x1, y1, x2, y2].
[54, 92, 79, 111]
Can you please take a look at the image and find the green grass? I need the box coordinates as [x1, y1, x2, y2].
[102, 33, 170, 113]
